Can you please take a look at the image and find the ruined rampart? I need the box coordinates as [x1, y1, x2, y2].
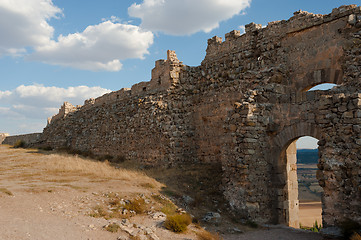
[2, 133, 42, 146]
[0, 133, 9, 144]
[8, 5, 361, 232]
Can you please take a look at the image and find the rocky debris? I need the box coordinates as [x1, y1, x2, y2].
[151, 212, 166, 221]
[202, 212, 221, 223]
[103, 219, 160, 240]
[0, 133, 9, 144]
[182, 195, 194, 206]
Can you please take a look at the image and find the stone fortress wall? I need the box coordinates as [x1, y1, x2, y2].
[2, 133, 42, 146]
[3, 5, 361, 232]
[0, 133, 9, 144]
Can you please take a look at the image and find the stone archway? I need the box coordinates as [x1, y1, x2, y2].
[270, 123, 323, 228]
[295, 68, 343, 92]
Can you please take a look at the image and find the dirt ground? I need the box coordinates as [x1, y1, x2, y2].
[0, 145, 325, 240]
[299, 202, 322, 227]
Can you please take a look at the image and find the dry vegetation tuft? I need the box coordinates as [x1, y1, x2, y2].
[197, 230, 223, 240]
[164, 213, 192, 233]
[0, 188, 13, 196]
[351, 233, 361, 240]
[42, 154, 151, 181]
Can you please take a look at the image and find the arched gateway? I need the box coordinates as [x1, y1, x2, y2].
[7, 5, 359, 233]
[271, 123, 322, 228]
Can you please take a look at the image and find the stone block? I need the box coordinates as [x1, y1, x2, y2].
[348, 14, 357, 25]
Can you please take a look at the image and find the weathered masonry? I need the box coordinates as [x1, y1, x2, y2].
[6, 5, 361, 231]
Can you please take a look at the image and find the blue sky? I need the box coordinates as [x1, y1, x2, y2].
[0, 0, 357, 148]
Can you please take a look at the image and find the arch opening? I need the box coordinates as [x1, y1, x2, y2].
[296, 137, 323, 230]
[303, 83, 338, 92]
[280, 136, 323, 229]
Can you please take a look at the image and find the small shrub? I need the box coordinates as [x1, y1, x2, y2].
[311, 220, 322, 232]
[161, 203, 177, 215]
[40, 146, 53, 151]
[80, 150, 94, 158]
[89, 205, 107, 218]
[351, 232, 361, 240]
[104, 223, 120, 233]
[164, 214, 192, 233]
[112, 155, 126, 163]
[299, 220, 322, 232]
[13, 140, 26, 148]
[140, 183, 155, 189]
[192, 217, 200, 225]
[197, 230, 223, 240]
[245, 220, 258, 228]
[37, 145, 53, 151]
[340, 219, 361, 239]
[161, 187, 181, 198]
[151, 194, 177, 215]
[129, 236, 142, 240]
[0, 188, 13, 196]
[98, 154, 114, 162]
[125, 198, 147, 214]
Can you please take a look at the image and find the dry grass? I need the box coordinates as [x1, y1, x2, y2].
[89, 194, 149, 220]
[0, 188, 13, 196]
[351, 233, 361, 240]
[0, 145, 162, 197]
[0, 145, 159, 186]
[197, 230, 223, 240]
[104, 223, 120, 233]
[42, 154, 157, 183]
[164, 213, 192, 233]
[151, 194, 178, 215]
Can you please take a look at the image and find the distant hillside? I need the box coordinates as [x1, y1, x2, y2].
[297, 149, 318, 164]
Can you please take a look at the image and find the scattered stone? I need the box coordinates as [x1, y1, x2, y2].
[151, 212, 166, 220]
[202, 212, 221, 223]
[117, 236, 128, 240]
[182, 195, 194, 205]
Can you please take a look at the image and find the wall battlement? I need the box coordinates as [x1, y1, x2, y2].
[204, 5, 361, 63]
[48, 50, 184, 125]
[9, 5, 361, 232]
[0, 133, 9, 144]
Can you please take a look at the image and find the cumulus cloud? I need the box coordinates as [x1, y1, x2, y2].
[0, 0, 61, 56]
[239, 25, 246, 34]
[0, 84, 111, 120]
[29, 21, 154, 71]
[0, 1, 154, 71]
[128, 0, 251, 35]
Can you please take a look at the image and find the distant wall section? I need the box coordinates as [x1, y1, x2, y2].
[0, 133, 9, 144]
[2, 133, 42, 146]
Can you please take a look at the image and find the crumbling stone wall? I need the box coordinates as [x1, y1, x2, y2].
[19, 5, 361, 231]
[2, 133, 42, 146]
[0, 133, 9, 144]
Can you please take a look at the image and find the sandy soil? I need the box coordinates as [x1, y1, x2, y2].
[223, 228, 323, 240]
[299, 202, 322, 227]
[0, 145, 200, 240]
[0, 145, 325, 240]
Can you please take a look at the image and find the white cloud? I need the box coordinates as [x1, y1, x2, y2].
[0, 1, 154, 72]
[0, 84, 111, 134]
[0, 0, 61, 56]
[29, 21, 154, 71]
[239, 25, 246, 34]
[0, 84, 111, 120]
[128, 0, 251, 35]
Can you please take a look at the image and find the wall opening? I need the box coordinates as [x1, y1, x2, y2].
[306, 83, 338, 92]
[281, 136, 323, 229]
[296, 137, 323, 229]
